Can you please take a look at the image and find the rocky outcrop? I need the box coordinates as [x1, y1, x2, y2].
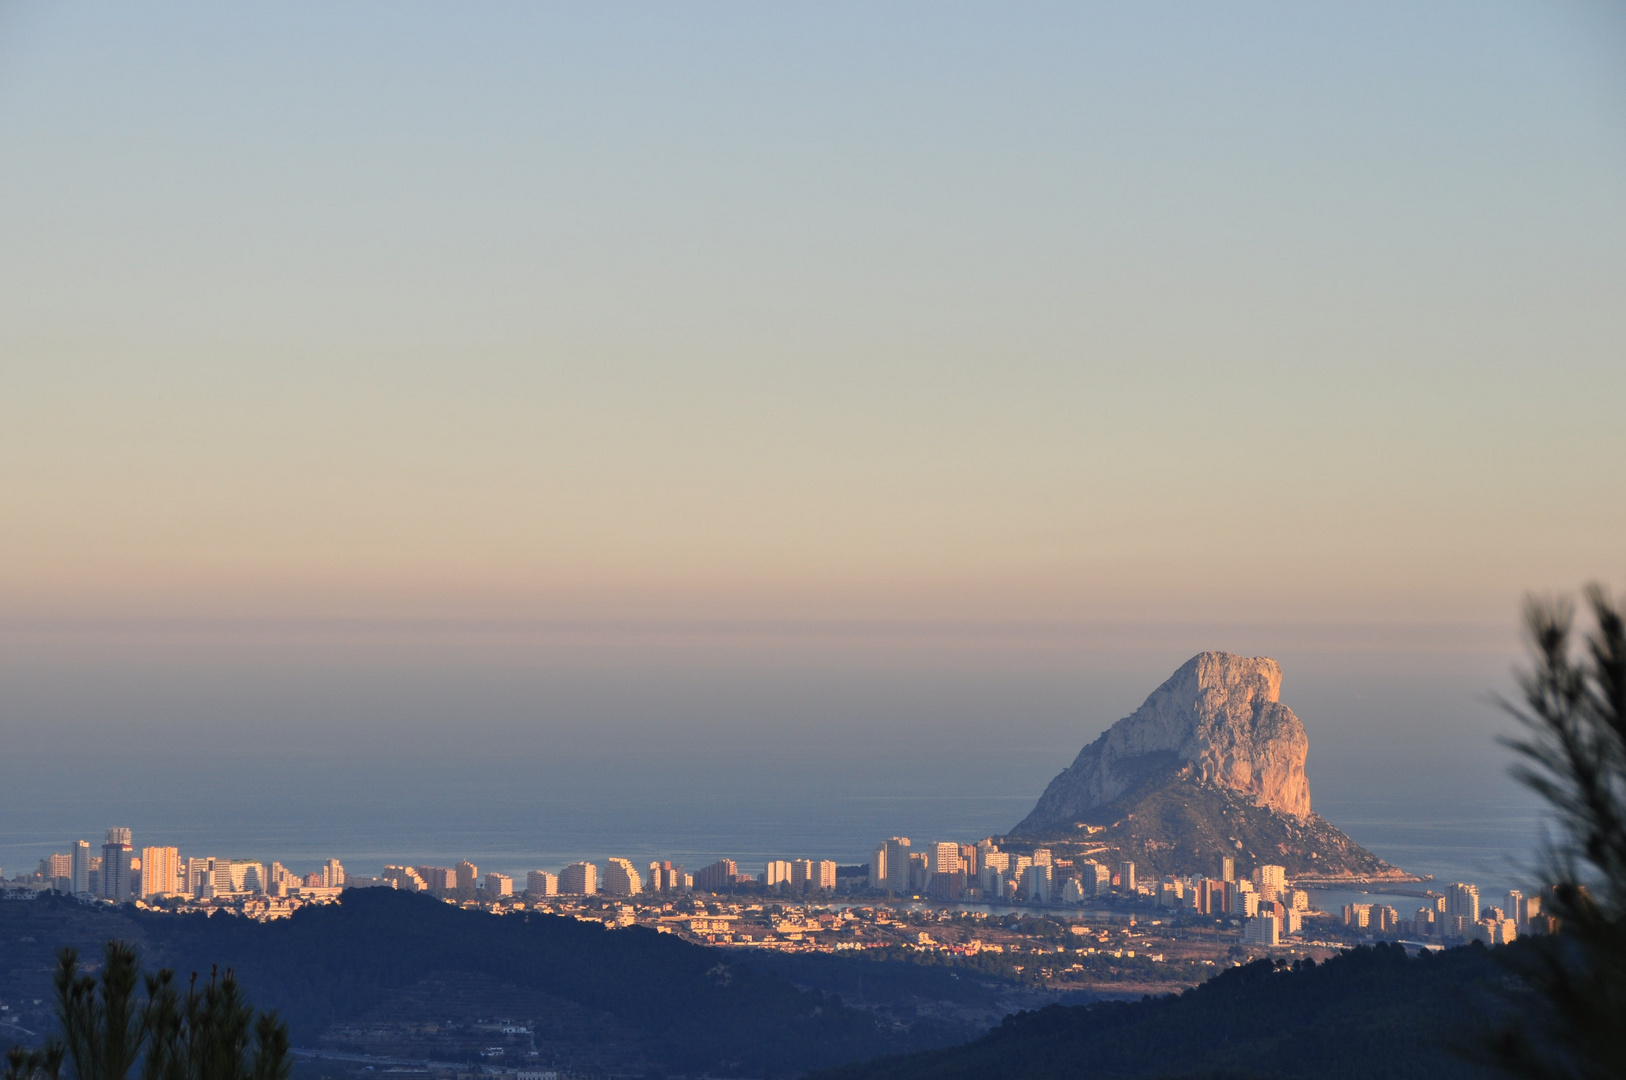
[1015, 652, 1312, 835]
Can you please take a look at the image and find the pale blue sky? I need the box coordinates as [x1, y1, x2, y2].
[0, 3, 1622, 867]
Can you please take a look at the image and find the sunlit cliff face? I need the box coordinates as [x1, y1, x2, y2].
[1018, 652, 1312, 833]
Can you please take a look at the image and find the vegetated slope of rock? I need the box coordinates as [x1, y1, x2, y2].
[1008, 770, 1398, 881]
[1011, 652, 1403, 880]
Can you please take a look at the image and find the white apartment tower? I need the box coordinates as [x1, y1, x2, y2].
[138, 847, 180, 899]
[1253, 864, 1287, 902]
[1021, 864, 1051, 903]
[559, 862, 598, 895]
[1504, 889, 1526, 930]
[1447, 883, 1481, 929]
[1244, 913, 1281, 945]
[101, 829, 134, 900]
[71, 840, 92, 895]
[604, 858, 643, 896]
[382, 866, 428, 892]
[884, 838, 912, 892]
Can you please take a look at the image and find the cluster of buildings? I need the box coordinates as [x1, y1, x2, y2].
[21, 829, 346, 905]
[864, 841, 1307, 939]
[376, 856, 839, 900]
[868, 836, 1105, 902]
[10, 830, 1547, 959]
[1345, 881, 1544, 945]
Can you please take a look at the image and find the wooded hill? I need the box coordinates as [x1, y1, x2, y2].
[813, 942, 1511, 1080]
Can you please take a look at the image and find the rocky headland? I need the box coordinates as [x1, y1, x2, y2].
[1009, 652, 1415, 881]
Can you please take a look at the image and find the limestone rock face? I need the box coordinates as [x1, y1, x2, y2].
[1015, 652, 1312, 834]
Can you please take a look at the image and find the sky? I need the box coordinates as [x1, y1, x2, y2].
[1, 2, 1623, 874]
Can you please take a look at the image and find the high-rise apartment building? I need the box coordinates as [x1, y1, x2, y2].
[814, 860, 837, 891]
[868, 846, 887, 889]
[1504, 889, 1526, 930]
[228, 861, 265, 894]
[1243, 913, 1280, 945]
[43, 852, 71, 892]
[1021, 864, 1051, 903]
[645, 861, 685, 893]
[186, 857, 211, 898]
[484, 873, 513, 897]
[908, 852, 930, 893]
[526, 870, 558, 896]
[560, 862, 598, 895]
[183, 855, 236, 899]
[139, 847, 181, 899]
[789, 859, 815, 891]
[415, 866, 457, 894]
[1032, 848, 1053, 867]
[883, 838, 911, 892]
[101, 829, 134, 900]
[931, 842, 962, 875]
[322, 859, 345, 888]
[382, 865, 428, 892]
[694, 859, 737, 892]
[959, 844, 979, 876]
[1252, 864, 1286, 902]
[604, 858, 642, 896]
[455, 861, 479, 893]
[1446, 883, 1481, 928]
[763, 860, 792, 888]
[1218, 855, 1235, 883]
[71, 840, 92, 895]
[1118, 861, 1136, 892]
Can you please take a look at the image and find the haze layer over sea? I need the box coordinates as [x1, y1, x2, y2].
[0, 618, 1548, 899]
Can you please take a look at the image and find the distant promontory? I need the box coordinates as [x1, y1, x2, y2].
[1009, 652, 1413, 882]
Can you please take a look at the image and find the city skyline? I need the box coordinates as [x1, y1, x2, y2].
[7, 821, 1533, 959]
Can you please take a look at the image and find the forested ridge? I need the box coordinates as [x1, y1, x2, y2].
[0, 889, 966, 1077]
[813, 942, 1513, 1080]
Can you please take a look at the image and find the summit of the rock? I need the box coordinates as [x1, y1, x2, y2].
[1014, 652, 1312, 835]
